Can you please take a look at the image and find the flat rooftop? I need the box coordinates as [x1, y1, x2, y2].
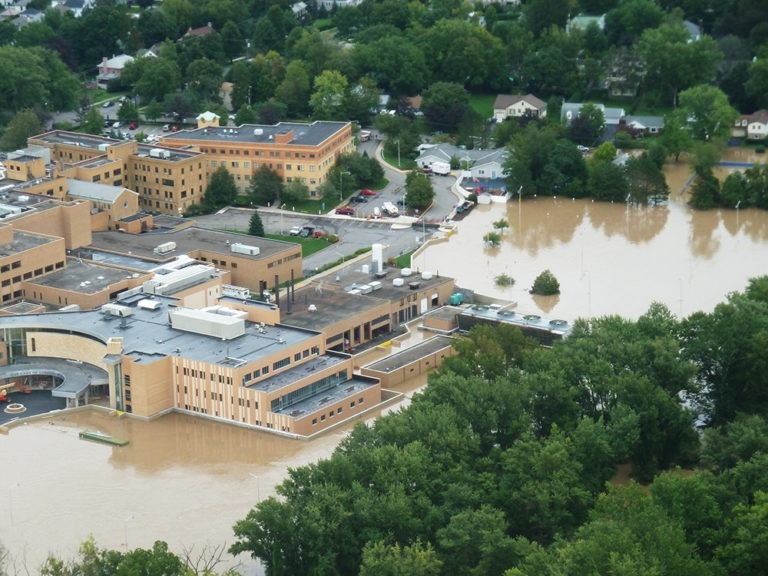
[161, 121, 349, 147]
[248, 353, 348, 393]
[279, 284, 389, 332]
[0, 228, 58, 256]
[89, 226, 299, 262]
[27, 258, 148, 294]
[135, 143, 201, 161]
[274, 377, 376, 421]
[365, 335, 454, 373]
[32, 130, 120, 149]
[460, 304, 572, 335]
[0, 294, 320, 366]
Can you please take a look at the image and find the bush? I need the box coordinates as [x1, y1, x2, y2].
[495, 273, 515, 287]
[756, 145, 766, 154]
[530, 269, 560, 295]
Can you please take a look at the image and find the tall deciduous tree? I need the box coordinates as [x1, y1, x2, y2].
[249, 165, 283, 206]
[421, 82, 470, 131]
[404, 170, 435, 209]
[639, 23, 722, 107]
[676, 84, 738, 142]
[310, 69, 349, 120]
[81, 107, 104, 135]
[203, 166, 237, 209]
[0, 109, 43, 151]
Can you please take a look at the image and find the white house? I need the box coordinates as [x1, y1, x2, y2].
[492, 94, 547, 122]
[732, 111, 768, 140]
[561, 102, 626, 126]
[415, 144, 508, 180]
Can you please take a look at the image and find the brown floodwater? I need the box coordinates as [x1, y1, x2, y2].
[414, 151, 768, 320]
[0, 370, 429, 574]
[3, 150, 766, 572]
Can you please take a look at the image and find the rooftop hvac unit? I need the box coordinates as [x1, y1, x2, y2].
[408, 281, 421, 290]
[421, 271, 433, 280]
[138, 299, 162, 310]
[368, 280, 382, 291]
[101, 303, 133, 317]
[230, 242, 260, 256]
[254, 128, 263, 135]
[393, 278, 404, 287]
[153, 241, 176, 255]
[149, 148, 171, 159]
[401, 268, 413, 277]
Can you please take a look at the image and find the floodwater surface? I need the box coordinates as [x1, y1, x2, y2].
[0, 372, 429, 574]
[2, 150, 767, 572]
[414, 152, 768, 320]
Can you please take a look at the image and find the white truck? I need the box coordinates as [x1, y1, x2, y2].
[431, 161, 451, 176]
[382, 201, 399, 217]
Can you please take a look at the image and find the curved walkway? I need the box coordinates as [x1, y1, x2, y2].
[0, 357, 108, 399]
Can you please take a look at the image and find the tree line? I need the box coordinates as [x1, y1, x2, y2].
[225, 277, 768, 575]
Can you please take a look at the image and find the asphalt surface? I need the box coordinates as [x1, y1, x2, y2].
[194, 134, 465, 274]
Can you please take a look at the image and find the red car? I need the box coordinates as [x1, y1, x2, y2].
[359, 188, 377, 196]
[128, 122, 138, 130]
[312, 230, 325, 238]
[335, 206, 354, 215]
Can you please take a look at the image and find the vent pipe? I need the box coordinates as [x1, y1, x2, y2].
[274, 274, 279, 307]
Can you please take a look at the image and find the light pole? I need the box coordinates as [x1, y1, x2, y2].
[736, 200, 741, 228]
[280, 203, 286, 235]
[339, 171, 350, 202]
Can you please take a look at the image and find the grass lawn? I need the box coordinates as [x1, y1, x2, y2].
[382, 149, 416, 170]
[469, 94, 497, 120]
[395, 251, 414, 268]
[266, 234, 332, 257]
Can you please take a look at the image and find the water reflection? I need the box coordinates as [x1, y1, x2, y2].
[414, 189, 768, 320]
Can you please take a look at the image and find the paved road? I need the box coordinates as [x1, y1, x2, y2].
[193, 135, 464, 274]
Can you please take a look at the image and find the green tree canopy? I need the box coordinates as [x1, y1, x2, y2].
[1, 109, 43, 151]
[203, 165, 237, 210]
[404, 170, 435, 209]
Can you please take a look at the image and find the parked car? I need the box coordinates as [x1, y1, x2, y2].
[311, 230, 325, 238]
[359, 188, 376, 196]
[162, 124, 170, 132]
[170, 125, 180, 132]
[350, 195, 368, 203]
[101, 101, 113, 108]
[128, 122, 138, 130]
[335, 206, 354, 215]
[112, 121, 121, 129]
[288, 226, 302, 236]
[299, 226, 314, 238]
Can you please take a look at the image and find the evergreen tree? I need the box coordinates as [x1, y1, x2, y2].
[248, 210, 265, 237]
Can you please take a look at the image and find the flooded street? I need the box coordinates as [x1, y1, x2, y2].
[415, 152, 768, 320]
[2, 149, 767, 572]
[0, 371, 429, 573]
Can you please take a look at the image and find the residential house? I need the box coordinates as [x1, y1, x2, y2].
[604, 48, 646, 98]
[316, 0, 364, 10]
[746, 110, 768, 140]
[96, 54, 134, 89]
[60, 0, 93, 17]
[566, 13, 605, 33]
[196, 111, 221, 129]
[415, 144, 508, 179]
[492, 94, 547, 122]
[291, 1, 308, 18]
[623, 115, 665, 137]
[182, 22, 215, 40]
[561, 102, 626, 126]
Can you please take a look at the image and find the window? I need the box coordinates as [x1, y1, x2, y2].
[272, 357, 290, 370]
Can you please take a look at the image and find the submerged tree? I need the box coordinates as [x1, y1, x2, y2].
[530, 270, 560, 295]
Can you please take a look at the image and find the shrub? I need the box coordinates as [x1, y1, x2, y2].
[756, 145, 766, 154]
[495, 273, 515, 287]
[530, 269, 560, 295]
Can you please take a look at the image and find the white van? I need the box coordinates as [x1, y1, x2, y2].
[382, 202, 399, 217]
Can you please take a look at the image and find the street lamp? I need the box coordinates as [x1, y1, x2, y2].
[280, 203, 287, 235]
[339, 171, 350, 202]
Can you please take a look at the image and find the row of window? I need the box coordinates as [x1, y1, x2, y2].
[266, 252, 301, 269]
[201, 147, 316, 159]
[1, 262, 62, 286]
[311, 397, 365, 426]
